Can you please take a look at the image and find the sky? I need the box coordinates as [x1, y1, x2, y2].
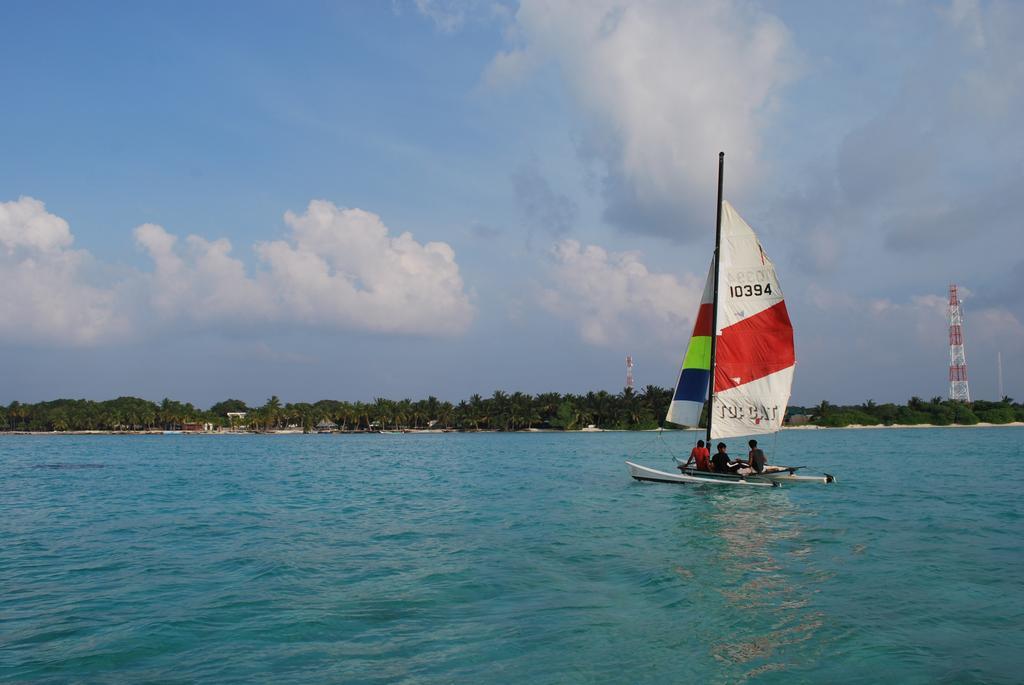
[1, 0, 1022, 408]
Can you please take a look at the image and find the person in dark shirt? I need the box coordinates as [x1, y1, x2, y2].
[747, 439, 768, 473]
[711, 442, 741, 473]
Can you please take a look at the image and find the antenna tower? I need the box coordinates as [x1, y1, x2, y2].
[625, 355, 634, 390]
[997, 351, 1003, 400]
[948, 284, 970, 402]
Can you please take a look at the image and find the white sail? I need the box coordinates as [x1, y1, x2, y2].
[626, 158, 836, 487]
[709, 202, 795, 440]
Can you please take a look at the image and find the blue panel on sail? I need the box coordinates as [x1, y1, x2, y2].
[674, 368, 710, 402]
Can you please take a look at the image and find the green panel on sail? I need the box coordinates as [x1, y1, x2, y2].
[665, 260, 714, 427]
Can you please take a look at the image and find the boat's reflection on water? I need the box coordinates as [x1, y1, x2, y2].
[678, 489, 830, 678]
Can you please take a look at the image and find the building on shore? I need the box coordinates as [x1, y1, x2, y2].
[315, 419, 338, 433]
[226, 412, 248, 431]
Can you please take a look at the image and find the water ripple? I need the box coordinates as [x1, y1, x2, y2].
[1, 430, 1022, 683]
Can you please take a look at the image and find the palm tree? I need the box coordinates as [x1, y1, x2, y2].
[535, 392, 561, 426]
[51, 409, 69, 432]
[8, 401, 25, 430]
[489, 391, 509, 430]
[334, 403, 353, 431]
[454, 400, 471, 429]
[619, 387, 645, 426]
[396, 399, 413, 429]
[158, 398, 180, 430]
[466, 394, 482, 430]
[508, 392, 530, 430]
[352, 401, 371, 431]
[372, 398, 392, 429]
[424, 396, 440, 427]
[262, 396, 282, 429]
[438, 401, 455, 429]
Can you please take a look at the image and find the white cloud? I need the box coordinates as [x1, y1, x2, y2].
[256, 201, 474, 335]
[951, 1, 1024, 122]
[970, 307, 1024, 345]
[412, 0, 511, 33]
[0, 197, 474, 347]
[810, 287, 950, 345]
[414, 0, 467, 32]
[943, 0, 986, 51]
[541, 239, 701, 346]
[0, 197, 131, 346]
[0, 196, 74, 254]
[798, 285, 1024, 400]
[834, 1, 1024, 252]
[484, 45, 538, 87]
[487, 0, 797, 237]
[135, 224, 268, 324]
[134, 201, 474, 336]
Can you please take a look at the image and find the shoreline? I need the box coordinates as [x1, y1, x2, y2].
[2, 422, 1023, 436]
[780, 421, 1024, 430]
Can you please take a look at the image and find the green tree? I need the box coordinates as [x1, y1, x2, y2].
[209, 398, 249, 417]
[261, 396, 282, 429]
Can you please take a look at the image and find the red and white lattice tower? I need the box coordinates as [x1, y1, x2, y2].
[948, 284, 970, 402]
[625, 355, 634, 390]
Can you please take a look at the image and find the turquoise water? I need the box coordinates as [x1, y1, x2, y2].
[1, 429, 1022, 684]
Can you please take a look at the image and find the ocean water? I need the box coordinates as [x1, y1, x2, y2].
[1, 429, 1022, 684]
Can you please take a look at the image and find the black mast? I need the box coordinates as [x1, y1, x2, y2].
[705, 152, 724, 445]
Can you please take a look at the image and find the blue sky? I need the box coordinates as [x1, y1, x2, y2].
[2, 0, 1022, 407]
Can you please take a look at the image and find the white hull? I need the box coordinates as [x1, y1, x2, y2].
[626, 461, 778, 487]
[678, 466, 835, 485]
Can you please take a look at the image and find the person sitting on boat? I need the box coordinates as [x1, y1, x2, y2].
[747, 439, 768, 474]
[682, 440, 711, 472]
[711, 442, 742, 474]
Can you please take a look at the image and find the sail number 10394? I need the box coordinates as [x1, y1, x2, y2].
[728, 283, 772, 298]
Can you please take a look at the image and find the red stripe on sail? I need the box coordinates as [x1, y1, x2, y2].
[714, 301, 795, 391]
[692, 303, 713, 337]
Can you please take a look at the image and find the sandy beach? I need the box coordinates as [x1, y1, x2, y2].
[781, 421, 1024, 430]
[3, 422, 1024, 436]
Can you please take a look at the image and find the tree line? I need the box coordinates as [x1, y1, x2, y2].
[0, 388, 673, 432]
[1, 391, 1021, 432]
[792, 396, 1023, 427]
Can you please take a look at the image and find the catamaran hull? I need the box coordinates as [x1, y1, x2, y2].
[677, 466, 835, 484]
[626, 462, 779, 487]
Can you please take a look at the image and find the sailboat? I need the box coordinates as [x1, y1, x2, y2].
[626, 153, 834, 487]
